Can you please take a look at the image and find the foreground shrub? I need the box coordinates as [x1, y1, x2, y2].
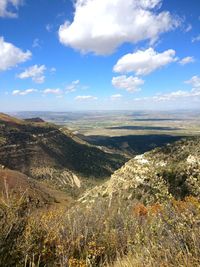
[0, 192, 29, 266]
[11, 196, 199, 267]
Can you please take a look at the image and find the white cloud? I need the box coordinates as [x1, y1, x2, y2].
[111, 94, 122, 100]
[58, 0, 178, 55]
[135, 89, 200, 103]
[75, 95, 97, 100]
[185, 75, 200, 88]
[43, 88, 62, 95]
[66, 80, 80, 92]
[112, 75, 144, 92]
[0, 0, 22, 18]
[17, 65, 46, 84]
[113, 48, 177, 75]
[134, 75, 200, 103]
[0, 36, 31, 71]
[12, 89, 37, 96]
[179, 56, 195, 65]
[192, 35, 200, 43]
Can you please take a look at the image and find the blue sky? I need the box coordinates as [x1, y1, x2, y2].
[0, 0, 200, 111]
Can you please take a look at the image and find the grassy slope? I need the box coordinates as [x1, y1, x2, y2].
[0, 168, 55, 206]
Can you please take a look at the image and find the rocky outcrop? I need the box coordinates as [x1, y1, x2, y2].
[79, 137, 200, 205]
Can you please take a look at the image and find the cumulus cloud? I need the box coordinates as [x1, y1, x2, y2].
[66, 80, 80, 92]
[12, 89, 37, 96]
[135, 90, 200, 103]
[113, 48, 177, 75]
[58, 0, 178, 55]
[185, 75, 200, 88]
[0, 0, 22, 18]
[75, 95, 97, 100]
[179, 56, 195, 65]
[134, 75, 200, 103]
[17, 65, 46, 84]
[0, 37, 31, 71]
[43, 88, 62, 95]
[112, 75, 144, 92]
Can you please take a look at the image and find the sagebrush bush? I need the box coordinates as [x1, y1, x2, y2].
[0, 192, 29, 266]
[0, 195, 199, 267]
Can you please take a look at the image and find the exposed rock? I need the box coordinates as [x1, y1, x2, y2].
[79, 137, 200, 205]
[187, 155, 199, 165]
[0, 113, 126, 192]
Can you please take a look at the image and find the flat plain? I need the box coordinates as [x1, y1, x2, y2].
[12, 110, 200, 158]
[14, 110, 200, 137]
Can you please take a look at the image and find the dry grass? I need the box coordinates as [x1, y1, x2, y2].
[1, 196, 199, 266]
[112, 252, 200, 267]
[0, 170, 200, 267]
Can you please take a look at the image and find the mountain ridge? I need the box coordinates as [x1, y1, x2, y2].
[0, 113, 126, 192]
[79, 136, 200, 205]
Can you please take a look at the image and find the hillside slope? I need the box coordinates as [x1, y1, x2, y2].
[79, 137, 200, 205]
[0, 113, 126, 190]
[0, 167, 55, 207]
[82, 134, 183, 157]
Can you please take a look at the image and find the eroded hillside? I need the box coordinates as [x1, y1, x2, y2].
[0, 113, 126, 192]
[0, 167, 55, 207]
[79, 137, 200, 205]
[0, 116, 200, 267]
